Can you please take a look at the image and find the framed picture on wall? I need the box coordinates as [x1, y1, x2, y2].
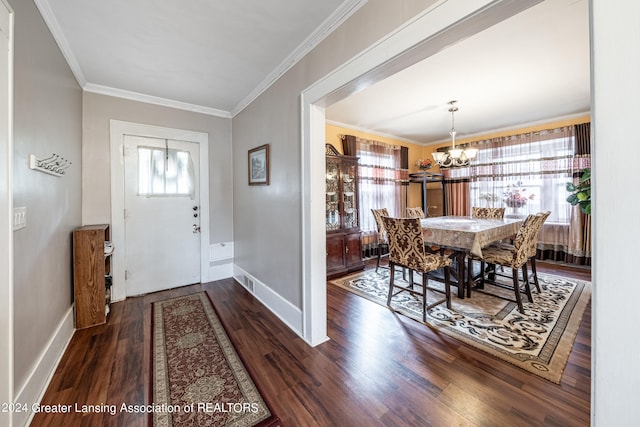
[248, 144, 270, 185]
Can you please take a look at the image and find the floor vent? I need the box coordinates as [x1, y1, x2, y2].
[244, 276, 254, 292]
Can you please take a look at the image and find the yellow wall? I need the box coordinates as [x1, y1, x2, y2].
[429, 115, 591, 152]
[326, 116, 590, 215]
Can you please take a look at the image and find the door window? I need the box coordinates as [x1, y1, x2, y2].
[137, 146, 194, 198]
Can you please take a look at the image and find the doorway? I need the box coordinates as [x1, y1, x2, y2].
[109, 120, 210, 301]
[300, 0, 542, 345]
[123, 135, 201, 295]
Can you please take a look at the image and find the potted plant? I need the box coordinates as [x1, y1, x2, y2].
[566, 168, 591, 215]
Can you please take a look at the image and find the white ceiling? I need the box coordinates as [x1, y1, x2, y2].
[37, 0, 589, 143]
[37, 0, 363, 116]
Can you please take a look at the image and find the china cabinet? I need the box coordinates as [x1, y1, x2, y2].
[326, 144, 364, 278]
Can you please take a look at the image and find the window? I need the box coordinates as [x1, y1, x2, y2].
[355, 140, 405, 235]
[138, 146, 195, 198]
[448, 127, 577, 224]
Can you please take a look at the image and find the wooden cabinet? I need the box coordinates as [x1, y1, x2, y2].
[73, 224, 112, 329]
[326, 144, 364, 278]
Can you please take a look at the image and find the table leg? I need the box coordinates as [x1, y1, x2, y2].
[455, 251, 466, 299]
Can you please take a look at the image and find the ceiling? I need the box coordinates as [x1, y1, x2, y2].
[326, 0, 590, 144]
[37, 0, 363, 116]
[37, 0, 589, 144]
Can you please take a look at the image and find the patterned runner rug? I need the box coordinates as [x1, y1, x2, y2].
[330, 269, 591, 383]
[153, 292, 281, 426]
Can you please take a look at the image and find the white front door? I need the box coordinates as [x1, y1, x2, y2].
[123, 135, 201, 295]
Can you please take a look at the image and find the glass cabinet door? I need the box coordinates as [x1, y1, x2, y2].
[326, 158, 340, 231]
[341, 162, 358, 229]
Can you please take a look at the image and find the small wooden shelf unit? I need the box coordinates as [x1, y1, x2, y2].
[72, 224, 112, 329]
[408, 171, 446, 217]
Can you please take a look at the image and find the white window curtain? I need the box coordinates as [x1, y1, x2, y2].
[444, 125, 591, 264]
[354, 137, 406, 256]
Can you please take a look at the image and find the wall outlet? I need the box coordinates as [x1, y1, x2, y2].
[13, 206, 27, 231]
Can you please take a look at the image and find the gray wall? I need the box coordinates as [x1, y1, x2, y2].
[82, 92, 233, 245]
[232, 0, 439, 307]
[11, 0, 82, 392]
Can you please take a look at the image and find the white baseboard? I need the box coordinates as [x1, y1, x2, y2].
[233, 265, 303, 337]
[13, 306, 75, 427]
[209, 262, 233, 281]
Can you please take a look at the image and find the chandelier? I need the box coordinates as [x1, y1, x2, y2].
[431, 100, 478, 168]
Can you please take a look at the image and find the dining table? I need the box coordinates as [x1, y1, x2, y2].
[420, 215, 523, 298]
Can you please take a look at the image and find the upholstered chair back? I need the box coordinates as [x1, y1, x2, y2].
[510, 214, 541, 267]
[382, 217, 450, 273]
[471, 207, 506, 219]
[527, 211, 551, 258]
[371, 208, 389, 244]
[405, 207, 425, 219]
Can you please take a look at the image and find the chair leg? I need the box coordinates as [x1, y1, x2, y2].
[376, 248, 382, 272]
[521, 264, 533, 303]
[386, 261, 395, 306]
[512, 267, 525, 313]
[444, 266, 452, 309]
[487, 262, 497, 281]
[477, 260, 485, 289]
[530, 257, 541, 293]
[421, 272, 427, 322]
[466, 257, 473, 298]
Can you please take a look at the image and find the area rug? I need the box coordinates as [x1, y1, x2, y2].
[330, 269, 591, 383]
[152, 292, 281, 426]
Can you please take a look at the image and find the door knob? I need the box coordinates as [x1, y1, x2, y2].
[192, 224, 201, 233]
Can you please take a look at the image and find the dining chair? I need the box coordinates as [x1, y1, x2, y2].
[475, 210, 550, 292]
[406, 207, 425, 218]
[471, 214, 540, 313]
[467, 206, 506, 291]
[471, 207, 506, 219]
[382, 216, 452, 321]
[371, 208, 390, 272]
[406, 206, 441, 255]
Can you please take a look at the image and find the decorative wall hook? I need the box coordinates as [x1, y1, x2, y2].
[29, 153, 72, 177]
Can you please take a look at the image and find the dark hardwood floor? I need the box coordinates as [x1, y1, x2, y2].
[30, 260, 591, 426]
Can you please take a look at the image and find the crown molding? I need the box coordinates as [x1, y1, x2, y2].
[427, 111, 592, 146]
[84, 84, 232, 118]
[230, 0, 368, 117]
[34, 0, 86, 87]
[326, 120, 423, 145]
[36, 0, 365, 119]
[328, 111, 591, 147]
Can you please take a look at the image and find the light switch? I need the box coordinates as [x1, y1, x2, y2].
[13, 206, 26, 231]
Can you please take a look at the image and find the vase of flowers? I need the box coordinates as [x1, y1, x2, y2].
[503, 182, 535, 212]
[416, 159, 433, 170]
